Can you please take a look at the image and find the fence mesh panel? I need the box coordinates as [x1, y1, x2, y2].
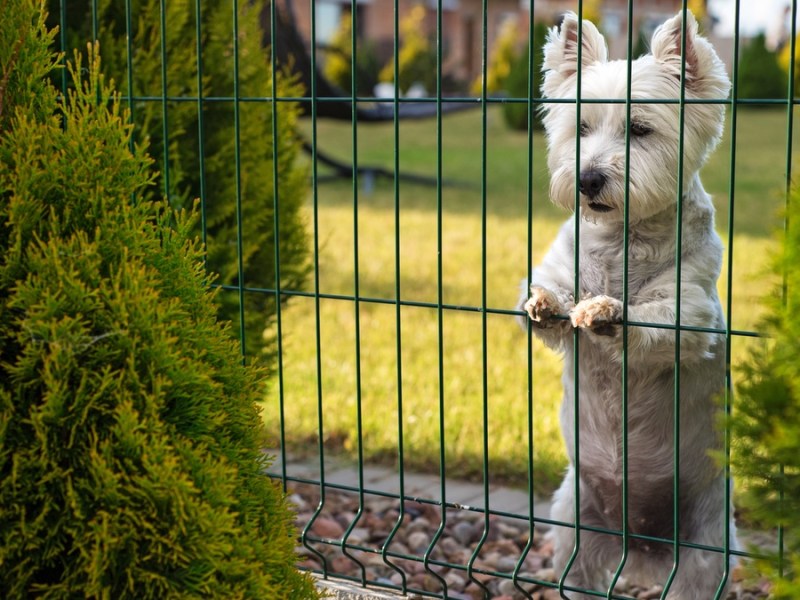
[56, 0, 795, 598]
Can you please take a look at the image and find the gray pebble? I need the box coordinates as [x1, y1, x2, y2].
[406, 531, 430, 553]
[452, 520, 477, 545]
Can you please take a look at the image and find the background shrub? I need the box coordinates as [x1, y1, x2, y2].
[379, 4, 437, 95]
[0, 3, 316, 598]
[473, 18, 518, 95]
[502, 21, 548, 132]
[322, 13, 381, 97]
[727, 191, 800, 598]
[49, 0, 311, 363]
[778, 34, 800, 93]
[738, 33, 787, 103]
[632, 27, 649, 59]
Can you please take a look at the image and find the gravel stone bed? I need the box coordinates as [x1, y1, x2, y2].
[288, 483, 771, 600]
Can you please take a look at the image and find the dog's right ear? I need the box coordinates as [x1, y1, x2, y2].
[542, 12, 608, 97]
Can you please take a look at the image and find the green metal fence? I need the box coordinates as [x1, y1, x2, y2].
[58, 0, 794, 598]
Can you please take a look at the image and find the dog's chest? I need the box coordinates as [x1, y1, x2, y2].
[579, 234, 673, 298]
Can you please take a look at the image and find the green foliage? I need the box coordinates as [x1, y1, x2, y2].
[323, 14, 353, 92]
[688, 0, 708, 31]
[0, 4, 57, 131]
[473, 18, 518, 95]
[0, 4, 316, 598]
[738, 33, 787, 103]
[727, 190, 800, 597]
[323, 14, 381, 97]
[379, 4, 436, 94]
[502, 22, 547, 132]
[48, 0, 311, 363]
[581, 0, 602, 27]
[632, 27, 649, 60]
[779, 35, 800, 94]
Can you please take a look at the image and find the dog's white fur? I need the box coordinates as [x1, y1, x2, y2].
[519, 11, 737, 599]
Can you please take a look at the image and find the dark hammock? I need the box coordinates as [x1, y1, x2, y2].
[264, 0, 477, 122]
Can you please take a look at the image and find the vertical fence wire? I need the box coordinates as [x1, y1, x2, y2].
[194, 0, 208, 259]
[268, 0, 288, 494]
[560, 1, 585, 597]
[465, 0, 492, 596]
[340, 0, 368, 583]
[661, 4, 691, 597]
[230, 0, 246, 360]
[125, 0, 135, 155]
[158, 0, 171, 204]
[391, 13, 405, 541]
[779, 0, 798, 580]
[608, 1, 636, 594]
[381, 0, 407, 590]
[673, 12, 690, 586]
[514, 3, 539, 596]
[300, 0, 330, 577]
[58, 1, 66, 98]
[717, 2, 743, 597]
[422, 0, 449, 595]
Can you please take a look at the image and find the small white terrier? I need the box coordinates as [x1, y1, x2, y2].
[520, 11, 736, 599]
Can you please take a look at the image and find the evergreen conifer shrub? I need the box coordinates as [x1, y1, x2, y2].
[727, 190, 800, 598]
[48, 0, 311, 363]
[379, 5, 436, 95]
[472, 18, 519, 95]
[737, 33, 787, 103]
[502, 22, 547, 132]
[0, 3, 316, 598]
[322, 14, 381, 97]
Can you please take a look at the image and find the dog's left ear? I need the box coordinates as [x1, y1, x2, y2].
[650, 10, 731, 98]
[542, 12, 608, 97]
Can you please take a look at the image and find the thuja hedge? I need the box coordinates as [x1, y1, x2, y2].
[728, 190, 800, 598]
[49, 0, 311, 363]
[502, 21, 548, 132]
[0, 3, 316, 598]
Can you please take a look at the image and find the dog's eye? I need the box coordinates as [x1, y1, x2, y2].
[629, 121, 653, 137]
[579, 121, 590, 137]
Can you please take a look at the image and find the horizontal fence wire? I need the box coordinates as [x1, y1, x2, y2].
[209, 283, 762, 337]
[58, 0, 793, 597]
[120, 94, 799, 105]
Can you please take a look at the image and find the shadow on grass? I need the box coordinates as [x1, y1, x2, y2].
[301, 106, 797, 238]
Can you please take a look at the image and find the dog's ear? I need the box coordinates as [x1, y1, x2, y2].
[542, 12, 608, 97]
[651, 10, 731, 98]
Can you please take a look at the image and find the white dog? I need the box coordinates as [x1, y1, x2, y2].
[520, 11, 736, 599]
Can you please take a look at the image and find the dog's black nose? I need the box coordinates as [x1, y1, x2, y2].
[579, 170, 606, 199]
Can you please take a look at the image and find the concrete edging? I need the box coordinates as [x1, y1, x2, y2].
[314, 574, 410, 599]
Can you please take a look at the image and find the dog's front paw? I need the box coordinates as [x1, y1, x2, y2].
[524, 286, 563, 328]
[570, 295, 623, 336]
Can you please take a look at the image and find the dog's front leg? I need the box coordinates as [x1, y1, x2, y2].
[569, 284, 720, 365]
[520, 284, 574, 351]
[518, 222, 577, 351]
[569, 294, 623, 337]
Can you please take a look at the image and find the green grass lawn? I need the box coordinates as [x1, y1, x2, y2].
[262, 106, 798, 494]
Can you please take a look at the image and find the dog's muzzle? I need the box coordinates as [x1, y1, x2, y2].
[579, 170, 613, 212]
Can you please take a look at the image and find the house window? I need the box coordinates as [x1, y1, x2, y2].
[315, 1, 342, 45]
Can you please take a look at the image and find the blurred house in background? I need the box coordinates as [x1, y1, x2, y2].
[277, 0, 737, 93]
